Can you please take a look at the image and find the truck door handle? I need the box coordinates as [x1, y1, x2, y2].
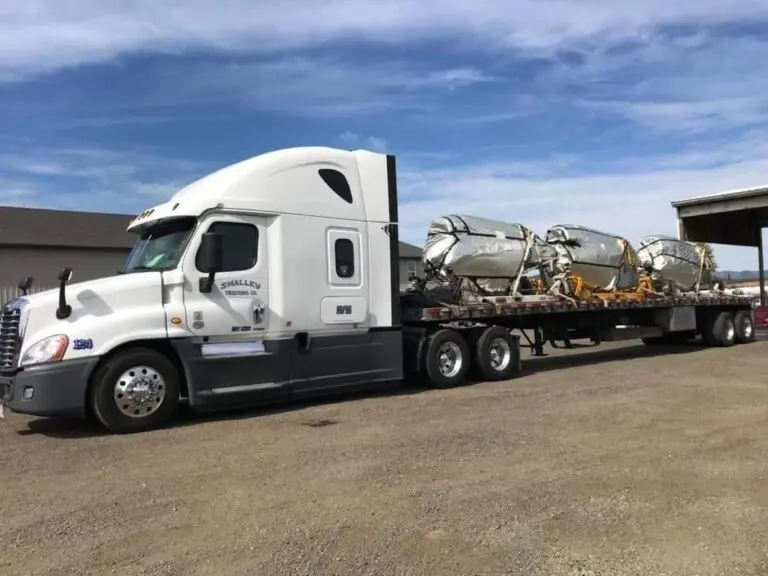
[252, 303, 265, 324]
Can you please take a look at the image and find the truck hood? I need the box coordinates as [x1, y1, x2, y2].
[19, 272, 169, 362]
[22, 272, 164, 311]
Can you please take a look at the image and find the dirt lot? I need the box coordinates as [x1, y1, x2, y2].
[2, 340, 768, 576]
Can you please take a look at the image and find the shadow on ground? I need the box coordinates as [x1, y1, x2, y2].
[15, 339, 751, 440]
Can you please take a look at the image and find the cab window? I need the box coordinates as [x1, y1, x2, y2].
[195, 222, 258, 272]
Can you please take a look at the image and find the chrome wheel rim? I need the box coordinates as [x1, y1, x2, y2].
[726, 322, 736, 342]
[114, 365, 166, 418]
[488, 337, 512, 371]
[744, 319, 753, 339]
[437, 342, 463, 378]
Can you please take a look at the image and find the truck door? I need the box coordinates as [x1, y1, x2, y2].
[178, 214, 289, 407]
[289, 226, 387, 397]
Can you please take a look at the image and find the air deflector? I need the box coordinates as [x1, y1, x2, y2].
[318, 169, 353, 204]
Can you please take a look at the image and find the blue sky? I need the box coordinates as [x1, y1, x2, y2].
[2, 1, 768, 269]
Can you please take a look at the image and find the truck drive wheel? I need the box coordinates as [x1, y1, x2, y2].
[703, 311, 736, 348]
[424, 328, 470, 389]
[475, 326, 521, 381]
[734, 310, 756, 344]
[88, 348, 181, 433]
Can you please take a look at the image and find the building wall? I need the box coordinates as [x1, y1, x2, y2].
[399, 257, 423, 289]
[0, 245, 130, 291]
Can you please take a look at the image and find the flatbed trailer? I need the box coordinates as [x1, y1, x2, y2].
[0, 145, 758, 433]
[398, 291, 758, 389]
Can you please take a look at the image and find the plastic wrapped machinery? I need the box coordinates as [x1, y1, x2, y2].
[545, 224, 640, 290]
[636, 235, 706, 292]
[422, 215, 557, 294]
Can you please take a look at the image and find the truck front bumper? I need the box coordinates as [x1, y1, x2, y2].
[0, 358, 100, 419]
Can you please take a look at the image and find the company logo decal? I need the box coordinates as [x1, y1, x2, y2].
[220, 279, 261, 297]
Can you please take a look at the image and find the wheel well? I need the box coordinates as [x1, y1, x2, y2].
[84, 340, 188, 421]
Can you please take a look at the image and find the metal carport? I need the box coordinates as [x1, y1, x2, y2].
[672, 186, 768, 305]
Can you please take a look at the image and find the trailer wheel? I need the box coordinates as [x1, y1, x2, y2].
[734, 310, 756, 344]
[705, 311, 736, 348]
[88, 348, 181, 434]
[475, 326, 520, 381]
[424, 329, 470, 389]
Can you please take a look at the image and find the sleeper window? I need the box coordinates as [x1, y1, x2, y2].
[196, 222, 258, 272]
[335, 238, 355, 278]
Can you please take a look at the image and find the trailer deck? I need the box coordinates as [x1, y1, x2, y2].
[404, 293, 758, 323]
[400, 290, 758, 388]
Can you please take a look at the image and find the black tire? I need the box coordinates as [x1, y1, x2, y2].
[475, 326, 521, 381]
[734, 310, 756, 344]
[700, 315, 716, 346]
[424, 329, 470, 389]
[88, 348, 181, 433]
[641, 336, 664, 346]
[710, 311, 736, 348]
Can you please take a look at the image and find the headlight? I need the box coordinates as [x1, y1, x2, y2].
[21, 335, 69, 367]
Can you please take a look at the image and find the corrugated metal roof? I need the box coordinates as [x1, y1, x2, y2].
[398, 240, 422, 259]
[0, 206, 134, 249]
[0, 206, 425, 258]
[671, 185, 768, 208]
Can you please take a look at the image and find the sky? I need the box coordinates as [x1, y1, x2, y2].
[2, 1, 768, 270]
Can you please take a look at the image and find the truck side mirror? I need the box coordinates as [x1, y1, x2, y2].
[198, 232, 224, 293]
[18, 276, 33, 296]
[56, 267, 73, 320]
[58, 267, 73, 283]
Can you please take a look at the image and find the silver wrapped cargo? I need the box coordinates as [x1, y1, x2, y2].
[636, 235, 705, 291]
[545, 224, 639, 290]
[423, 215, 556, 295]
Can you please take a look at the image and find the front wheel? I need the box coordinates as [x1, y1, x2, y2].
[88, 348, 181, 433]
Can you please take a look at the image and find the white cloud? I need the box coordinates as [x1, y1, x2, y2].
[339, 132, 389, 152]
[2, 1, 768, 270]
[0, 145, 215, 213]
[2, 1, 768, 82]
[2, 1, 766, 135]
[539, 34, 768, 133]
[148, 57, 496, 116]
[579, 98, 768, 132]
[2, 137, 765, 268]
[396, 135, 768, 269]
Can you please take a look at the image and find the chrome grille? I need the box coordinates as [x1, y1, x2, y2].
[0, 304, 21, 372]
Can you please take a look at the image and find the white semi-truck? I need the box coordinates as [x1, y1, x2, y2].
[0, 147, 758, 433]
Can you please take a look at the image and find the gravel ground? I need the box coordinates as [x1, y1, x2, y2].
[2, 339, 768, 576]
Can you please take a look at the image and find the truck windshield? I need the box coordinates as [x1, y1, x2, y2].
[121, 217, 197, 273]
